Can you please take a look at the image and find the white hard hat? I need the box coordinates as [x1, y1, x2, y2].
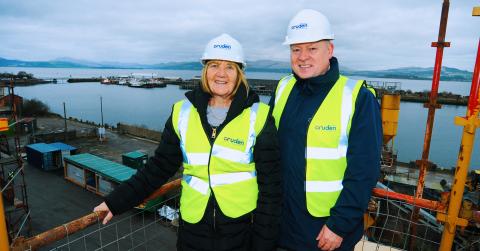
[283, 9, 334, 45]
[201, 33, 246, 68]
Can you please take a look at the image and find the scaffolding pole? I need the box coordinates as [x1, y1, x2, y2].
[415, 0, 450, 204]
[0, 196, 9, 251]
[438, 11, 480, 249]
[410, 1, 450, 249]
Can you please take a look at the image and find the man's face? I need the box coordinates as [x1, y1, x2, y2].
[290, 40, 334, 79]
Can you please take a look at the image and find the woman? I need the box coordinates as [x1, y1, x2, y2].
[94, 33, 281, 251]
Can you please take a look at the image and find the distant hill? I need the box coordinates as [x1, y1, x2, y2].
[343, 66, 473, 82]
[0, 57, 473, 81]
[0, 57, 86, 68]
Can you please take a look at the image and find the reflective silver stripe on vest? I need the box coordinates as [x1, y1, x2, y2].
[185, 153, 209, 166]
[274, 75, 293, 105]
[306, 147, 345, 160]
[178, 100, 208, 165]
[210, 102, 259, 164]
[178, 100, 192, 163]
[210, 171, 256, 187]
[184, 171, 256, 194]
[305, 180, 343, 192]
[306, 78, 358, 160]
[183, 175, 209, 195]
[245, 102, 259, 159]
[211, 145, 251, 164]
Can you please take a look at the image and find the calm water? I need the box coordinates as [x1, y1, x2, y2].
[3, 67, 479, 169]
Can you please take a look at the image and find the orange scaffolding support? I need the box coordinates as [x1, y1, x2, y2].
[438, 7, 480, 249]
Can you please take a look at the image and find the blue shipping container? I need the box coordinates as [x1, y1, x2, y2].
[25, 143, 61, 170]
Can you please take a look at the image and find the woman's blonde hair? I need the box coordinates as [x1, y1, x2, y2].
[200, 60, 249, 98]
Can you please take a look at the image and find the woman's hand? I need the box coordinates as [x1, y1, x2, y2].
[93, 202, 113, 225]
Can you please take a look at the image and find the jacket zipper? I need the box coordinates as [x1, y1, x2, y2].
[211, 127, 217, 139]
[305, 117, 312, 209]
[208, 126, 218, 231]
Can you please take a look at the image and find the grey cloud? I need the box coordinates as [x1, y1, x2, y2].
[0, 0, 478, 70]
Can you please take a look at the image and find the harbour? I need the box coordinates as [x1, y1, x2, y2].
[4, 69, 478, 170]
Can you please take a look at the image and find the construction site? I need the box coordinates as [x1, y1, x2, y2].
[0, 1, 480, 250]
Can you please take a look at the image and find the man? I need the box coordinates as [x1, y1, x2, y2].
[270, 9, 382, 250]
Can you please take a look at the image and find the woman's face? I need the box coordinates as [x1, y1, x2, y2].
[206, 60, 238, 99]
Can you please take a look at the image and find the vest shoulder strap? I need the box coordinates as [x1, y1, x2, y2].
[361, 81, 377, 97]
[172, 99, 191, 139]
[253, 102, 271, 134]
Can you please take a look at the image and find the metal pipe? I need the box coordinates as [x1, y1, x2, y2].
[467, 41, 480, 117]
[144, 178, 181, 201]
[372, 188, 445, 211]
[410, 2, 450, 249]
[7, 118, 30, 128]
[11, 211, 108, 251]
[10, 178, 181, 250]
[100, 96, 104, 127]
[14, 211, 31, 240]
[63, 102, 67, 142]
[439, 38, 480, 251]
[0, 194, 10, 251]
[415, 0, 450, 201]
[0, 164, 24, 193]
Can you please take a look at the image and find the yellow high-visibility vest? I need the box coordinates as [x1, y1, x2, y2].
[172, 99, 270, 223]
[272, 75, 364, 217]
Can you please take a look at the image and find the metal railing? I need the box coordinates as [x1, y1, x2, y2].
[361, 183, 479, 251]
[10, 179, 181, 251]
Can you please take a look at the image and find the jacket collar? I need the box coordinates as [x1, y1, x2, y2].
[184, 83, 259, 124]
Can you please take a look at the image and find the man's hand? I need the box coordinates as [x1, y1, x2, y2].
[316, 225, 343, 250]
[93, 202, 113, 225]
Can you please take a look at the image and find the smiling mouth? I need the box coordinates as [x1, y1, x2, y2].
[298, 64, 312, 69]
[214, 80, 228, 84]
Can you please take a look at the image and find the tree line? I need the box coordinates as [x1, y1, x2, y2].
[0, 71, 35, 80]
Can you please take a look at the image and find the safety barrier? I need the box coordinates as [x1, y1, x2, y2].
[8, 180, 480, 250]
[10, 179, 181, 251]
[359, 185, 480, 251]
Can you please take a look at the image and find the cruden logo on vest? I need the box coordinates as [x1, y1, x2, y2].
[314, 125, 337, 131]
[223, 136, 245, 146]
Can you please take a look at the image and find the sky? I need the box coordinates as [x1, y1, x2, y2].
[0, 0, 479, 71]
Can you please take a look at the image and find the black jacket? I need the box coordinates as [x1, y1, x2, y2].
[105, 84, 282, 251]
[270, 57, 382, 250]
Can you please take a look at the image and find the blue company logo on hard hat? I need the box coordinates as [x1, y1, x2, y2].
[291, 23, 308, 30]
[224, 136, 245, 145]
[213, 44, 232, 49]
[314, 125, 337, 131]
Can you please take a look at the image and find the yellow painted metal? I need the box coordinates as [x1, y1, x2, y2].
[473, 6, 480, 16]
[0, 118, 8, 132]
[380, 94, 401, 144]
[0, 195, 10, 251]
[439, 115, 479, 250]
[363, 213, 375, 230]
[439, 6, 479, 250]
[436, 212, 468, 227]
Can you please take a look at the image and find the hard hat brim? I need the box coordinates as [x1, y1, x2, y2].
[283, 36, 334, 46]
[200, 59, 246, 69]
